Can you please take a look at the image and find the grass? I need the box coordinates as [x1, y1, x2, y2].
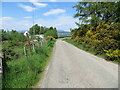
[64, 39, 120, 64]
[3, 40, 56, 88]
[64, 39, 108, 60]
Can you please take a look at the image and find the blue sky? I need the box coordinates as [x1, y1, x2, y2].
[1, 2, 79, 32]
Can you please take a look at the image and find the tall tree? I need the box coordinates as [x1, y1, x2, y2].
[29, 24, 40, 35]
[73, 2, 120, 27]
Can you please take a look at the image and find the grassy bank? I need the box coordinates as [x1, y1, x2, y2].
[3, 40, 56, 88]
[64, 39, 118, 63]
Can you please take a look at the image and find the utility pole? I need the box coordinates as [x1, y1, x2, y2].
[32, 3, 35, 36]
[32, 3, 36, 53]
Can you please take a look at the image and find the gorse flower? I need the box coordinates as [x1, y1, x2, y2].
[71, 22, 120, 61]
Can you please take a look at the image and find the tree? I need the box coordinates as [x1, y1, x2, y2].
[29, 24, 40, 35]
[73, 2, 120, 27]
[72, 2, 120, 61]
[45, 27, 58, 39]
[29, 25, 58, 38]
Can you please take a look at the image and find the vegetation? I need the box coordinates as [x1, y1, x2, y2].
[2, 29, 26, 42]
[64, 39, 106, 60]
[3, 40, 55, 88]
[2, 29, 56, 88]
[70, 2, 120, 62]
[29, 24, 58, 39]
[73, 2, 120, 25]
[46, 36, 54, 40]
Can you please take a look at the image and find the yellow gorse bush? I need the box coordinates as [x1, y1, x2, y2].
[86, 30, 93, 37]
[71, 22, 120, 61]
[104, 49, 120, 58]
[46, 36, 54, 40]
[92, 39, 102, 43]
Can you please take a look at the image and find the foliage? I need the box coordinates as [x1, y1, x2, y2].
[2, 30, 26, 42]
[104, 49, 120, 61]
[46, 36, 54, 40]
[29, 24, 58, 39]
[3, 40, 56, 88]
[29, 24, 41, 35]
[71, 22, 120, 62]
[2, 28, 56, 88]
[73, 2, 120, 26]
[2, 30, 26, 62]
[44, 27, 58, 39]
[71, 2, 120, 62]
[36, 37, 42, 42]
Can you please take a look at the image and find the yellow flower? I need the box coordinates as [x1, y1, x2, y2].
[104, 49, 120, 58]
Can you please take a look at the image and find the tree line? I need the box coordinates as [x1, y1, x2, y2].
[29, 24, 58, 39]
[2, 29, 26, 42]
[71, 2, 120, 61]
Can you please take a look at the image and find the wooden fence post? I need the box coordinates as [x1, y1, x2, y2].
[26, 33, 32, 56]
[24, 47, 27, 56]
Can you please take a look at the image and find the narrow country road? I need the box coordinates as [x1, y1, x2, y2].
[41, 39, 118, 88]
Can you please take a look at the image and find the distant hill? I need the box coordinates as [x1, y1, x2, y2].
[57, 30, 70, 33]
[18, 30, 28, 33]
[58, 30, 71, 38]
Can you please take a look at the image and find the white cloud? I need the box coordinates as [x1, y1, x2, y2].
[29, 0, 38, 3]
[24, 17, 32, 19]
[33, 2, 48, 7]
[43, 9, 66, 16]
[49, 0, 57, 2]
[1, 17, 32, 31]
[29, 0, 48, 7]
[1, 16, 78, 32]
[35, 16, 78, 31]
[0, 17, 14, 29]
[18, 4, 37, 12]
[2, 0, 82, 2]
[0, 17, 14, 20]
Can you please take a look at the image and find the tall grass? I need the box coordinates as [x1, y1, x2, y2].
[3, 40, 56, 88]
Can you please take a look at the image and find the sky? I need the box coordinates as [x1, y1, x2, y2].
[1, 1, 79, 32]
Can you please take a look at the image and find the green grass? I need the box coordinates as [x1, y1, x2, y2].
[64, 39, 120, 64]
[3, 40, 56, 88]
[64, 39, 107, 60]
[0, 44, 2, 50]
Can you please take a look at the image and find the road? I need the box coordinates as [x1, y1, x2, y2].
[41, 39, 118, 88]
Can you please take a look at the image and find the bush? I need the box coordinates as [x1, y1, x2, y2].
[46, 36, 54, 40]
[104, 49, 120, 61]
[71, 22, 120, 62]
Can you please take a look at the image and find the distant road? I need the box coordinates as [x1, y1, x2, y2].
[41, 39, 118, 88]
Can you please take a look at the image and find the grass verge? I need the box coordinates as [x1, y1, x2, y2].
[3, 40, 56, 88]
[64, 39, 118, 63]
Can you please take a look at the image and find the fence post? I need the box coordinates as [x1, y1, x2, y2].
[26, 33, 32, 56]
[24, 46, 27, 56]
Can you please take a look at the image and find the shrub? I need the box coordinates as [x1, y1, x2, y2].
[46, 36, 54, 41]
[71, 22, 119, 61]
[104, 49, 120, 61]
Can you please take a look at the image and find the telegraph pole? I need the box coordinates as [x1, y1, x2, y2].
[32, 3, 35, 36]
[32, 3, 36, 53]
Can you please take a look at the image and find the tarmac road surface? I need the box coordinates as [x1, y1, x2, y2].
[41, 39, 118, 88]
